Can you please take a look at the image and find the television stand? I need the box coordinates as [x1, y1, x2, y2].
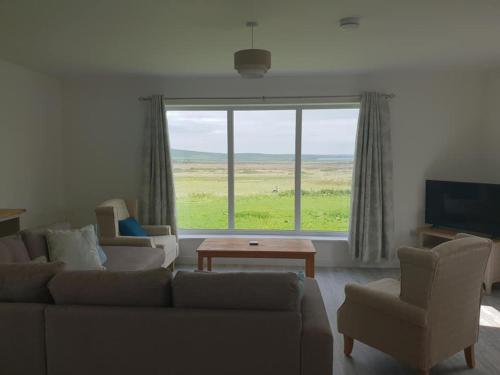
[417, 225, 500, 294]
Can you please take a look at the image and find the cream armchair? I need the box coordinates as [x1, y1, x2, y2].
[338, 235, 492, 375]
[95, 199, 178, 268]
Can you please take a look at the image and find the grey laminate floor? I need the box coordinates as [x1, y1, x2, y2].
[177, 265, 500, 375]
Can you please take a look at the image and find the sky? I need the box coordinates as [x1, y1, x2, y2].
[167, 108, 359, 155]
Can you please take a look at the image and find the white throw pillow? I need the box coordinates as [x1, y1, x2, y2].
[46, 225, 105, 271]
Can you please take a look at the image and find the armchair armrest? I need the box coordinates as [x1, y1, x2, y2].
[345, 283, 427, 327]
[142, 225, 171, 236]
[99, 236, 155, 248]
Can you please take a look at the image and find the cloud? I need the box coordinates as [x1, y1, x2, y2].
[167, 108, 359, 155]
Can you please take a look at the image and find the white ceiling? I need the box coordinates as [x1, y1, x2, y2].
[0, 0, 499, 77]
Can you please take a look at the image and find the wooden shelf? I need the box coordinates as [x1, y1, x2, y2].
[0, 209, 26, 221]
[0, 209, 26, 237]
[417, 225, 499, 243]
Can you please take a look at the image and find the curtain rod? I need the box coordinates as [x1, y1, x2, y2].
[138, 93, 395, 101]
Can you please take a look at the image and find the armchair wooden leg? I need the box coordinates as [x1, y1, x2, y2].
[343, 335, 354, 357]
[464, 345, 475, 369]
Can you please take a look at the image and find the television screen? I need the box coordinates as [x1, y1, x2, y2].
[425, 180, 500, 236]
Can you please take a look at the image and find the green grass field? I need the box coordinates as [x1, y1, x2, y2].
[173, 160, 353, 232]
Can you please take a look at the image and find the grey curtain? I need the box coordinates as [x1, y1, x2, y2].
[141, 95, 177, 235]
[349, 92, 394, 262]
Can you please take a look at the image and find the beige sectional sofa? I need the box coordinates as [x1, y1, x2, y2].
[0, 268, 333, 375]
[0, 222, 166, 271]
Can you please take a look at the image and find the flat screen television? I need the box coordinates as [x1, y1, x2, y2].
[425, 180, 500, 237]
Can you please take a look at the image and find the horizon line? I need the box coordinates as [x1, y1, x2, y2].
[171, 148, 354, 156]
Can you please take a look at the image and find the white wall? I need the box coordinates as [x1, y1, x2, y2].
[0, 57, 493, 266]
[481, 68, 500, 183]
[62, 68, 488, 266]
[0, 59, 65, 229]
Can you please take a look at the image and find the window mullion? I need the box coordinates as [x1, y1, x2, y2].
[227, 110, 235, 229]
[294, 109, 302, 232]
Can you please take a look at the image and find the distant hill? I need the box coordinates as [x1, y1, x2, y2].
[171, 149, 226, 162]
[171, 149, 353, 163]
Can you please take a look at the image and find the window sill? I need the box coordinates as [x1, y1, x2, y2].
[178, 232, 348, 242]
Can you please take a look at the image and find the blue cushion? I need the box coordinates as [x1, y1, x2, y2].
[118, 217, 148, 237]
[97, 245, 107, 264]
[297, 271, 305, 298]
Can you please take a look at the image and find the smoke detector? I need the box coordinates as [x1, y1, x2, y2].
[339, 17, 360, 30]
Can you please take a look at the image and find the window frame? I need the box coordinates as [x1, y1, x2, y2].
[166, 101, 360, 237]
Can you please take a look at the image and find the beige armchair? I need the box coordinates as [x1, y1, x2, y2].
[95, 199, 178, 268]
[338, 235, 492, 375]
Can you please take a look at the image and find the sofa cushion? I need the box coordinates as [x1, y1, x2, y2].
[20, 222, 71, 260]
[46, 225, 105, 271]
[0, 303, 48, 375]
[49, 268, 172, 307]
[44, 306, 301, 375]
[0, 262, 65, 303]
[102, 245, 165, 271]
[0, 236, 31, 263]
[173, 271, 300, 311]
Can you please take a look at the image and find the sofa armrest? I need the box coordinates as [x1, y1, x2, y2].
[301, 278, 333, 375]
[344, 283, 427, 327]
[142, 225, 171, 236]
[99, 236, 154, 248]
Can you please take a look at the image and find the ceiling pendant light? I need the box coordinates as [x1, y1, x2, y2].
[234, 21, 271, 78]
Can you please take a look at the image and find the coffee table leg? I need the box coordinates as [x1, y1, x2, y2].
[305, 255, 315, 278]
[197, 254, 204, 271]
[207, 256, 212, 271]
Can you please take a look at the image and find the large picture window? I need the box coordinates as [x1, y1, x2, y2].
[301, 109, 358, 231]
[167, 104, 359, 234]
[234, 110, 296, 230]
[167, 111, 228, 229]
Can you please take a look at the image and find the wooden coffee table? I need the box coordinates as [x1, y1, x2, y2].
[196, 238, 316, 277]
